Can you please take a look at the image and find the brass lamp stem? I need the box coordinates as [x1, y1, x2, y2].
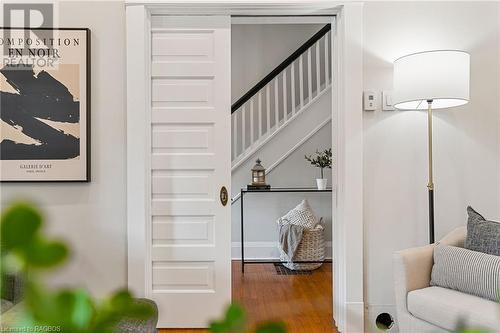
[427, 100, 434, 191]
[427, 100, 435, 244]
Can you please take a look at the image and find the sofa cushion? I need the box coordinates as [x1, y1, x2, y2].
[465, 206, 500, 256]
[407, 286, 500, 331]
[431, 244, 500, 301]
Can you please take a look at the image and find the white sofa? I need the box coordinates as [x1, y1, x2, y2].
[393, 227, 500, 332]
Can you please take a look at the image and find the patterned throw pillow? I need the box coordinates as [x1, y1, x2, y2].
[431, 244, 500, 301]
[277, 199, 318, 230]
[465, 206, 500, 256]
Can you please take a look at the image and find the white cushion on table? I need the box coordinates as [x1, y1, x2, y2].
[277, 199, 318, 229]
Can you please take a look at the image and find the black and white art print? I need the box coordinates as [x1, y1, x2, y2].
[0, 28, 90, 181]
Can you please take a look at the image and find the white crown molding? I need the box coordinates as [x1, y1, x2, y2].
[125, 1, 347, 16]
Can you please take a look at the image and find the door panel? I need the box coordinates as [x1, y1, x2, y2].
[150, 16, 231, 328]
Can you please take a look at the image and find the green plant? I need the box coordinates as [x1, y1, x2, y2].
[0, 202, 154, 333]
[3, 203, 495, 333]
[210, 303, 286, 333]
[305, 148, 332, 179]
[452, 320, 490, 333]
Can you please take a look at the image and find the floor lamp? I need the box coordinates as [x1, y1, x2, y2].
[393, 50, 470, 244]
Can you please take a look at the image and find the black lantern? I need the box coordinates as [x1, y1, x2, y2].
[251, 159, 266, 186]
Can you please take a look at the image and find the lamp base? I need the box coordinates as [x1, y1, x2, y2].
[428, 188, 435, 244]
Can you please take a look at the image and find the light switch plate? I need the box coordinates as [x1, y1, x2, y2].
[382, 91, 394, 111]
[364, 91, 376, 111]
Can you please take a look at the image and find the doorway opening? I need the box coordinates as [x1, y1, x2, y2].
[229, 17, 335, 332]
[126, 3, 364, 331]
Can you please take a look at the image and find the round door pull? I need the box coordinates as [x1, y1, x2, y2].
[220, 186, 228, 206]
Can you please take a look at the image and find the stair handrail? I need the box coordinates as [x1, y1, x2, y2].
[231, 23, 331, 113]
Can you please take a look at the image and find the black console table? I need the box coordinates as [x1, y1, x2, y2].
[239, 187, 333, 273]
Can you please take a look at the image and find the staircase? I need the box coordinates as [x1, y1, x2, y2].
[231, 24, 332, 201]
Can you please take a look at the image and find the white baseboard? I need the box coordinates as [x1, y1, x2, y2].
[231, 241, 332, 260]
[365, 303, 398, 333]
[346, 302, 365, 333]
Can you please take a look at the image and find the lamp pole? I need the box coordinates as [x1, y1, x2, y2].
[393, 51, 470, 244]
[427, 99, 435, 244]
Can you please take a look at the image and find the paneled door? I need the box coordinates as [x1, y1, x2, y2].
[150, 16, 231, 327]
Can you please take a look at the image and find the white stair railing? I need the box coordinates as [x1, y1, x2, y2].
[231, 27, 332, 165]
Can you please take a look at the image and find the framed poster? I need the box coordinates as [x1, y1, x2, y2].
[0, 28, 90, 182]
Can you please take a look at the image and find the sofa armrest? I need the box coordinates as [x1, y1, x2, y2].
[394, 244, 434, 293]
[393, 226, 466, 298]
[392, 226, 466, 331]
[439, 226, 466, 247]
[393, 244, 434, 331]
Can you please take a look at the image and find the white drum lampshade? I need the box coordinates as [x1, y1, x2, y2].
[393, 50, 470, 110]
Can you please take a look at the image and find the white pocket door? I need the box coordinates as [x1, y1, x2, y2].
[150, 16, 231, 327]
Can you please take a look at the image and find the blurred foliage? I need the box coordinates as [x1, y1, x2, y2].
[0, 202, 154, 333]
[2, 203, 495, 333]
[453, 320, 490, 333]
[210, 304, 286, 333]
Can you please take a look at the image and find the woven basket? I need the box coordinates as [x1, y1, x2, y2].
[279, 225, 325, 271]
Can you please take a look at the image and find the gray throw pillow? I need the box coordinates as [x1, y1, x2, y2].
[431, 244, 500, 301]
[465, 206, 500, 256]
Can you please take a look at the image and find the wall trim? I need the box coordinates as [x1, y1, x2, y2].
[126, 4, 151, 297]
[126, 1, 344, 16]
[231, 241, 333, 260]
[332, 4, 365, 332]
[231, 16, 332, 25]
[346, 302, 365, 333]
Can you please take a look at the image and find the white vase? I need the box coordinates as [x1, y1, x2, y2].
[316, 178, 327, 190]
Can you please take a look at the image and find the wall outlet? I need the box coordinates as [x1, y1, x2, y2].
[364, 91, 377, 111]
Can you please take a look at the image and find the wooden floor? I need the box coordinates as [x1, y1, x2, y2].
[159, 261, 338, 333]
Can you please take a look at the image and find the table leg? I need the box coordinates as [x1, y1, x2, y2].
[241, 190, 245, 274]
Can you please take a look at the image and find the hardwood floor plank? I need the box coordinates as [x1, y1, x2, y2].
[159, 261, 337, 333]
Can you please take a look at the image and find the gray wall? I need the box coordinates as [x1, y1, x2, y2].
[0, 1, 127, 297]
[231, 24, 323, 103]
[363, 1, 500, 331]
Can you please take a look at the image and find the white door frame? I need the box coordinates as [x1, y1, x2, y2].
[125, 2, 364, 332]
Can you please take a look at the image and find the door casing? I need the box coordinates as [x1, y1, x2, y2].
[126, 2, 364, 332]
